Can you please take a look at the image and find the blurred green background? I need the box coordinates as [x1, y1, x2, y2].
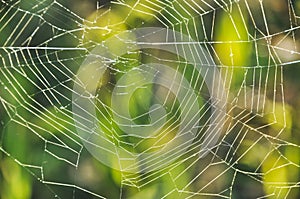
[1, 0, 300, 198]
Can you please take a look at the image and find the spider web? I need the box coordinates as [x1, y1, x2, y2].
[1, 0, 300, 198]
